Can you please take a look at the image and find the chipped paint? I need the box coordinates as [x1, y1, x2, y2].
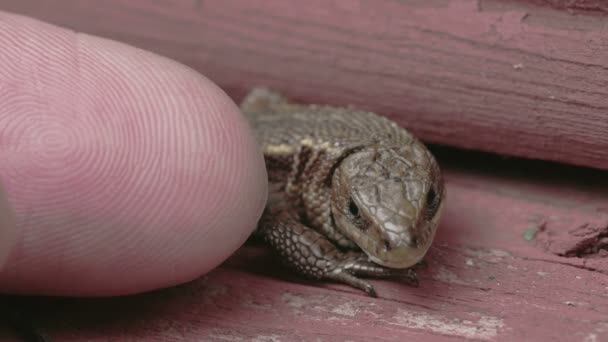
[281, 291, 365, 320]
[434, 266, 470, 286]
[465, 248, 513, 263]
[390, 309, 505, 340]
[583, 333, 598, 342]
[252, 334, 283, 342]
[331, 302, 359, 317]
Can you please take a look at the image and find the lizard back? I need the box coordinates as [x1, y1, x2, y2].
[242, 89, 419, 186]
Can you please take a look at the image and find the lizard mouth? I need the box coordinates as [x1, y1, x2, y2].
[353, 202, 443, 269]
[331, 186, 444, 269]
[365, 237, 433, 268]
[332, 216, 439, 268]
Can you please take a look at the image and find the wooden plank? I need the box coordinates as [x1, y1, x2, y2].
[1, 148, 607, 341]
[1, 0, 608, 170]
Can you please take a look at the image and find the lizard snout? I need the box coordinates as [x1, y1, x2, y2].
[382, 232, 419, 251]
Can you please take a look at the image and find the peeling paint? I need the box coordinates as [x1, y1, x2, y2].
[281, 291, 367, 320]
[252, 334, 283, 342]
[583, 333, 598, 342]
[465, 248, 513, 262]
[434, 266, 471, 286]
[331, 302, 359, 317]
[206, 333, 244, 341]
[281, 292, 326, 310]
[389, 309, 505, 340]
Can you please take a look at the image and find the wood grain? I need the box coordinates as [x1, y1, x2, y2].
[0, 2, 607, 341]
[1, 148, 608, 341]
[0, 0, 607, 170]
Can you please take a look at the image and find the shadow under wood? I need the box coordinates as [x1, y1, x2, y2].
[0, 276, 243, 341]
[430, 144, 608, 200]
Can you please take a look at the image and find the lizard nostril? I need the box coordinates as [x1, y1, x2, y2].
[382, 235, 401, 250]
[383, 239, 391, 250]
[410, 236, 419, 248]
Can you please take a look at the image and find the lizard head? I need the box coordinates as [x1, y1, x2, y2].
[330, 142, 445, 269]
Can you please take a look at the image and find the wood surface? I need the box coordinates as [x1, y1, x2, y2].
[0, 1, 607, 341]
[1, 148, 607, 341]
[0, 0, 607, 170]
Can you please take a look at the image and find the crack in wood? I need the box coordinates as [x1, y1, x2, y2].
[562, 228, 608, 258]
[537, 221, 608, 260]
[522, 256, 607, 275]
[541, 0, 608, 14]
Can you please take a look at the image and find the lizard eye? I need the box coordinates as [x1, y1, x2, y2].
[348, 198, 360, 218]
[346, 197, 367, 230]
[425, 187, 440, 218]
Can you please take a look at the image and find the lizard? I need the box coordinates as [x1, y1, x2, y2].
[8, 87, 445, 342]
[242, 87, 445, 297]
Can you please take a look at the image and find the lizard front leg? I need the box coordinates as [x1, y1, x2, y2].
[258, 208, 418, 297]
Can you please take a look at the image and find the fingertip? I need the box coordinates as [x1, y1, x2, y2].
[0, 11, 267, 295]
[160, 76, 270, 288]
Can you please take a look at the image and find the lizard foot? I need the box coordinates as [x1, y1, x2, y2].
[326, 253, 419, 294]
[326, 270, 377, 297]
[259, 210, 419, 297]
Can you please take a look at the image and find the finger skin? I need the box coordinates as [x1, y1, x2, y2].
[0, 12, 268, 296]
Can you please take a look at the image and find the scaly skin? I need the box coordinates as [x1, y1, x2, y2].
[242, 87, 445, 296]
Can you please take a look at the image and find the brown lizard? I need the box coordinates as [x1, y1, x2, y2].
[242, 87, 445, 296]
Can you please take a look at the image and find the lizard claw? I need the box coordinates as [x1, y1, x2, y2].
[404, 269, 419, 287]
[326, 270, 379, 297]
[391, 268, 419, 287]
[363, 284, 378, 297]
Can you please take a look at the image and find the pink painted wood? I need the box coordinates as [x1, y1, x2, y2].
[0, 1, 607, 341]
[1, 149, 607, 341]
[0, 0, 607, 170]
